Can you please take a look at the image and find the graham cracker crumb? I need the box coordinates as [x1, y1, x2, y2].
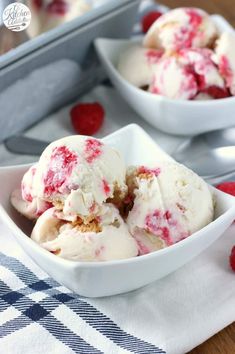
[72, 218, 102, 233]
[53, 200, 63, 210]
[138, 172, 153, 180]
[51, 248, 61, 255]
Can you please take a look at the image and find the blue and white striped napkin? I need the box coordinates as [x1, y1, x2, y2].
[1, 217, 235, 354]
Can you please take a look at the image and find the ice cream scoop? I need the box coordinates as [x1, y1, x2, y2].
[31, 204, 138, 261]
[29, 136, 127, 222]
[125, 163, 214, 255]
[11, 164, 52, 219]
[178, 48, 228, 98]
[117, 45, 163, 88]
[149, 56, 198, 100]
[144, 7, 218, 52]
[116, 7, 230, 101]
[27, 0, 90, 38]
[146, 48, 228, 100]
[213, 32, 235, 95]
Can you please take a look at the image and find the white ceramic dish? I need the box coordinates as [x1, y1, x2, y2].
[0, 124, 235, 297]
[95, 15, 235, 136]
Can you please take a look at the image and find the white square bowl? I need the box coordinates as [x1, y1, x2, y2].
[0, 124, 235, 297]
[94, 15, 235, 136]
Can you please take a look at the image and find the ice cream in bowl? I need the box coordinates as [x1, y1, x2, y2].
[95, 7, 235, 135]
[26, 0, 91, 38]
[1, 124, 235, 297]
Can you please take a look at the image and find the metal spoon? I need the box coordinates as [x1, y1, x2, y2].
[174, 146, 235, 184]
[173, 127, 235, 156]
[172, 127, 235, 183]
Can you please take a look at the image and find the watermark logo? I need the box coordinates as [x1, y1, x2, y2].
[2, 2, 31, 32]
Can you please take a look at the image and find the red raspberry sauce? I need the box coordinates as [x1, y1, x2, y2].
[21, 184, 33, 202]
[43, 146, 78, 196]
[84, 139, 103, 164]
[21, 166, 36, 202]
[102, 179, 111, 196]
[219, 55, 233, 87]
[174, 9, 202, 49]
[145, 50, 163, 64]
[138, 166, 161, 176]
[145, 210, 172, 245]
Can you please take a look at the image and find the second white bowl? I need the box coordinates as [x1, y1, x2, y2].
[95, 15, 235, 136]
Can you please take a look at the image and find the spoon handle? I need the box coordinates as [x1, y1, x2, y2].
[4, 136, 49, 155]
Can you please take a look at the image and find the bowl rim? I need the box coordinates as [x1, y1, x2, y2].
[1, 124, 235, 269]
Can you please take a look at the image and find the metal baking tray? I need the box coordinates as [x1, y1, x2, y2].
[0, 0, 139, 70]
[0, 0, 140, 142]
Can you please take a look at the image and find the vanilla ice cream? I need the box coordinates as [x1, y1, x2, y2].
[178, 48, 228, 98]
[126, 47, 227, 100]
[32, 204, 138, 261]
[149, 56, 198, 99]
[144, 7, 218, 52]
[126, 163, 214, 255]
[213, 32, 235, 95]
[117, 45, 163, 88]
[11, 133, 215, 262]
[117, 7, 230, 101]
[28, 136, 126, 222]
[27, 0, 90, 38]
[11, 164, 52, 220]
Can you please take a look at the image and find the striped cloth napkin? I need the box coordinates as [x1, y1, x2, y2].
[1, 217, 235, 354]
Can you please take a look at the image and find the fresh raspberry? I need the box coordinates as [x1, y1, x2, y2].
[216, 182, 235, 196]
[33, 0, 43, 9]
[70, 102, 105, 136]
[141, 11, 163, 33]
[46, 0, 68, 16]
[230, 246, 235, 271]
